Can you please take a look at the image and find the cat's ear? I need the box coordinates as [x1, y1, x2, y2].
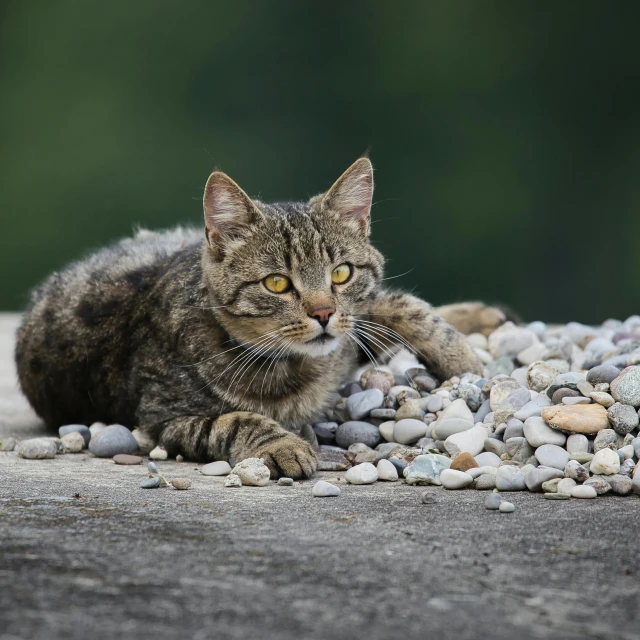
[203, 171, 264, 253]
[319, 157, 374, 235]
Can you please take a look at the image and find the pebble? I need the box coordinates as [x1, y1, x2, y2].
[278, 477, 294, 486]
[513, 395, 551, 421]
[0, 437, 16, 451]
[421, 491, 437, 504]
[89, 422, 107, 437]
[176, 455, 184, 463]
[527, 361, 560, 393]
[488, 322, 537, 359]
[610, 366, 640, 406]
[590, 448, 620, 475]
[345, 462, 378, 484]
[485, 492, 503, 509]
[450, 452, 478, 472]
[201, 461, 232, 476]
[523, 417, 566, 447]
[393, 419, 427, 445]
[131, 428, 155, 454]
[564, 460, 589, 482]
[224, 473, 242, 487]
[499, 500, 515, 513]
[318, 446, 351, 471]
[444, 425, 487, 457]
[17, 438, 58, 459]
[440, 469, 474, 489]
[312, 480, 341, 497]
[149, 446, 168, 461]
[232, 458, 271, 486]
[147, 461, 159, 473]
[378, 421, 395, 442]
[394, 400, 424, 421]
[474, 452, 501, 468]
[540, 404, 608, 435]
[346, 389, 384, 420]
[88, 425, 138, 458]
[505, 437, 535, 464]
[376, 458, 398, 481]
[583, 476, 611, 495]
[496, 465, 526, 491]
[171, 478, 192, 490]
[524, 466, 564, 492]
[590, 391, 615, 407]
[60, 432, 86, 453]
[607, 402, 639, 435]
[541, 478, 561, 493]
[483, 438, 507, 457]
[566, 434, 589, 454]
[594, 429, 619, 452]
[606, 474, 633, 495]
[570, 485, 597, 499]
[432, 418, 473, 440]
[140, 477, 161, 489]
[489, 378, 522, 410]
[113, 454, 143, 465]
[403, 454, 451, 486]
[556, 478, 577, 494]
[335, 421, 381, 449]
[535, 444, 569, 470]
[586, 364, 621, 385]
[475, 473, 498, 490]
[545, 492, 571, 500]
[58, 424, 91, 446]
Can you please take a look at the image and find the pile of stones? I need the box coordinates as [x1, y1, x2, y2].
[311, 317, 640, 501]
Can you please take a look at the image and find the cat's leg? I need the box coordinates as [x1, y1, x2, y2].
[150, 412, 317, 479]
[358, 291, 483, 379]
[435, 302, 510, 336]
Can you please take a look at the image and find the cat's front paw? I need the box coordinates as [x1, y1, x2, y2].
[255, 433, 317, 479]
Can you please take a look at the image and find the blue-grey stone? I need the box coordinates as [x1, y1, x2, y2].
[58, 424, 91, 446]
[485, 492, 503, 510]
[141, 477, 161, 489]
[403, 454, 451, 486]
[335, 421, 381, 448]
[88, 424, 138, 458]
[524, 466, 564, 492]
[586, 364, 621, 385]
[346, 389, 384, 420]
[474, 398, 492, 423]
[147, 461, 159, 473]
[388, 457, 407, 474]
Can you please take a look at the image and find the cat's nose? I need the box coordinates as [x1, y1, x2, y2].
[309, 305, 335, 329]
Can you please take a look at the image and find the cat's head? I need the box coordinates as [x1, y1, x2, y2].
[201, 158, 384, 358]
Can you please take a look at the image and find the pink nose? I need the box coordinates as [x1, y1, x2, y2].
[309, 306, 335, 328]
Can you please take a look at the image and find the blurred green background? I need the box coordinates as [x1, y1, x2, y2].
[2, 1, 639, 323]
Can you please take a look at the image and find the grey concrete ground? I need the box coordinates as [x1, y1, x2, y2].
[1, 313, 639, 640]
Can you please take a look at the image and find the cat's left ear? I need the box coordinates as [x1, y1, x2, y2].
[319, 157, 374, 235]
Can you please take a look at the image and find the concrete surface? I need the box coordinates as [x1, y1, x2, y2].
[1, 313, 639, 640]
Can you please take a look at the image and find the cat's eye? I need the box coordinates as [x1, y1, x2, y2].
[331, 264, 352, 284]
[263, 274, 292, 293]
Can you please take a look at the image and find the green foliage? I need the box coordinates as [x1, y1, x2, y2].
[2, 1, 639, 321]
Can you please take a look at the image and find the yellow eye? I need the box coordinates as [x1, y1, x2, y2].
[263, 274, 291, 293]
[331, 264, 352, 284]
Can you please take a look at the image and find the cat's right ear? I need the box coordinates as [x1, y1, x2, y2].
[203, 172, 264, 256]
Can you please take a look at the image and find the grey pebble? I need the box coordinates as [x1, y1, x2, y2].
[17, 438, 58, 460]
[0, 437, 17, 452]
[346, 389, 384, 420]
[147, 461, 159, 473]
[485, 492, 503, 510]
[499, 500, 515, 513]
[58, 424, 91, 446]
[544, 492, 571, 500]
[88, 424, 138, 458]
[140, 477, 161, 489]
[335, 421, 381, 449]
[278, 477, 294, 486]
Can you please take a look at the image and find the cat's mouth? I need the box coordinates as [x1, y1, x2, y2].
[307, 333, 333, 344]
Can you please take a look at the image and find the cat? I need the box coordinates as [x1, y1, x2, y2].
[15, 157, 505, 479]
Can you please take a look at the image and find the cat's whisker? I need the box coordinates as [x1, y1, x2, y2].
[181, 330, 281, 368]
[353, 326, 400, 362]
[380, 266, 415, 281]
[259, 339, 293, 415]
[355, 319, 421, 356]
[196, 333, 280, 394]
[240, 336, 289, 406]
[225, 335, 282, 399]
[346, 331, 380, 372]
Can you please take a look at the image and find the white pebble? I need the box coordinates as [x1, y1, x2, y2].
[439, 469, 474, 489]
[570, 485, 597, 499]
[232, 457, 271, 486]
[590, 448, 620, 475]
[499, 500, 516, 513]
[201, 461, 232, 476]
[224, 473, 242, 488]
[345, 462, 378, 485]
[376, 459, 398, 481]
[149, 446, 168, 461]
[312, 480, 341, 497]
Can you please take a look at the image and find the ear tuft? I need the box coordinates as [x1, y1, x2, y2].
[203, 172, 263, 251]
[320, 158, 374, 234]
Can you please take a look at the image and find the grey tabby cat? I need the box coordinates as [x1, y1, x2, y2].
[16, 158, 506, 479]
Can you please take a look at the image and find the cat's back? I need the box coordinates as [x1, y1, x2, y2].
[16, 227, 203, 426]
